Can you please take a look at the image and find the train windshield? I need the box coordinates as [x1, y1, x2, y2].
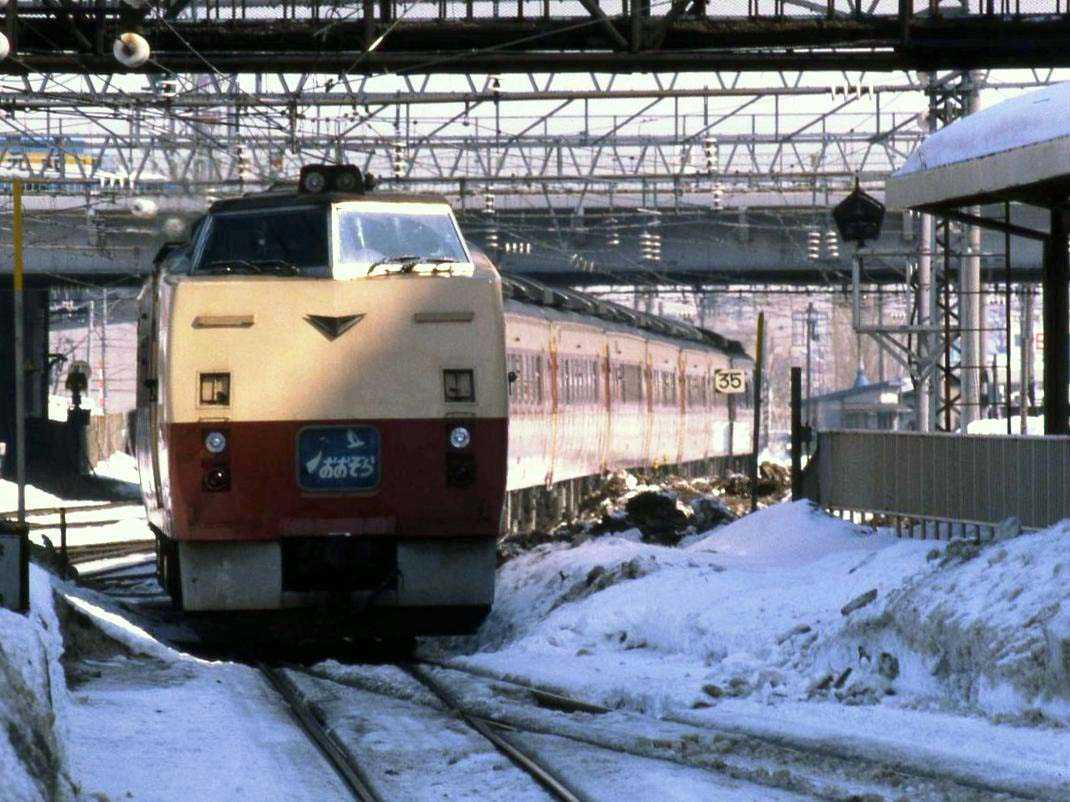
[196, 206, 329, 276]
[334, 202, 469, 278]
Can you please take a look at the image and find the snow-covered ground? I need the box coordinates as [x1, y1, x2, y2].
[443, 500, 1070, 799]
[4, 469, 1070, 800]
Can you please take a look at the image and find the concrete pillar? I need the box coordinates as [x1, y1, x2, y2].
[0, 282, 50, 477]
[960, 76, 984, 432]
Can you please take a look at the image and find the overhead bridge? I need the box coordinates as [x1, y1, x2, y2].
[5, 0, 1070, 73]
[0, 203, 1054, 286]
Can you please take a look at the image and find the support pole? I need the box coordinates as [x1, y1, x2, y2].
[960, 79, 983, 432]
[13, 178, 25, 525]
[790, 366, 802, 500]
[1022, 286, 1034, 433]
[917, 210, 935, 432]
[1044, 207, 1069, 435]
[750, 311, 765, 513]
[1005, 202, 1013, 434]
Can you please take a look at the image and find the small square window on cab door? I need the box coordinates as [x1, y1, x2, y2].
[200, 372, 231, 406]
[443, 369, 475, 402]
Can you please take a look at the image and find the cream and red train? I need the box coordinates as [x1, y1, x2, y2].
[135, 164, 752, 634]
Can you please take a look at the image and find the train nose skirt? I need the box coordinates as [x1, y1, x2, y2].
[281, 536, 397, 593]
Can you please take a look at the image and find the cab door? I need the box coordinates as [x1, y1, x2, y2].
[135, 274, 163, 518]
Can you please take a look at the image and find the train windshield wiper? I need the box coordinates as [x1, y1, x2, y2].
[249, 259, 302, 276]
[202, 259, 265, 275]
[366, 256, 466, 276]
[367, 255, 420, 275]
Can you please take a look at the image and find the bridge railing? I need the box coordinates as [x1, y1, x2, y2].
[804, 429, 1070, 532]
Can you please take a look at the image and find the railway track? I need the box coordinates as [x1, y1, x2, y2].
[400, 663, 587, 802]
[411, 661, 1039, 802]
[258, 665, 384, 802]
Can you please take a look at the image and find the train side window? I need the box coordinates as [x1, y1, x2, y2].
[534, 355, 544, 404]
[620, 364, 642, 403]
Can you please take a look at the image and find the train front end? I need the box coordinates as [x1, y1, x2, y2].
[138, 168, 506, 633]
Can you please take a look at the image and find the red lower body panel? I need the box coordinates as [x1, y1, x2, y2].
[165, 418, 507, 541]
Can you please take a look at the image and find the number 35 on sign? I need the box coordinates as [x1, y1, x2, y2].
[713, 369, 746, 394]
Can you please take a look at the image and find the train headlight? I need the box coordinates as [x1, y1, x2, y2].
[204, 431, 227, 454]
[448, 426, 471, 450]
[301, 168, 327, 194]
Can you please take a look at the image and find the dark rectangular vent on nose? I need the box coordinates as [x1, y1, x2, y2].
[281, 537, 397, 592]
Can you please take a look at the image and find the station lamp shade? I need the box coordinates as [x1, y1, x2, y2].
[832, 185, 885, 245]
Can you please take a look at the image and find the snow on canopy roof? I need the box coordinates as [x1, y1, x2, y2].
[886, 82, 1070, 211]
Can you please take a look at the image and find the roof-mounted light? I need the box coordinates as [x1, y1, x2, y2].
[298, 164, 373, 195]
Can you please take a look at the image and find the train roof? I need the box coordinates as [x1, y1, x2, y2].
[500, 273, 751, 361]
[208, 189, 453, 214]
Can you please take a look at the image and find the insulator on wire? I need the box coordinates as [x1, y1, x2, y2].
[391, 142, 406, 179]
[825, 229, 839, 258]
[483, 190, 495, 215]
[712, 184, 724, 212]
[702, 136, 720, 175]
[807, 230, 821, 261]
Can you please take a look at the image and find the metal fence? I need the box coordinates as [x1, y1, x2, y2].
[804, 430, 1070, 532]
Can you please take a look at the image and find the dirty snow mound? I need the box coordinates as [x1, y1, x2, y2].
[0, 566, 77, 802]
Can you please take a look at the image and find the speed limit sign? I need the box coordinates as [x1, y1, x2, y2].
[713, 368, 746, 394]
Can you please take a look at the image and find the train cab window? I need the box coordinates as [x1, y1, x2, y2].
[336, 204, 467, 270]
[197, 206, 329, 276]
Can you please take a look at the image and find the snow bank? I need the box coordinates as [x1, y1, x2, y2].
[461, 500, 1070, 729]
[0, 567, 77, 802]
[805, 521, 1070, 724]
[462, 502, 931, 710]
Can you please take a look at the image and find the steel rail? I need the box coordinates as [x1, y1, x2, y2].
[402, 663, 588, 802]
[259, 665, 384, 802]
[420, 660, 1050, 801]
[63, 540, 155, 563]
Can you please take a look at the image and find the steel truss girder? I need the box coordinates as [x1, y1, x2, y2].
[4, 4, 1070, 73]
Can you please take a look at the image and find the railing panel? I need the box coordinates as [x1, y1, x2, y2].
[810, 430, 1070, 530]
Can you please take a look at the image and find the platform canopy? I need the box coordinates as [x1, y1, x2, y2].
[885, 82, 1070, 212]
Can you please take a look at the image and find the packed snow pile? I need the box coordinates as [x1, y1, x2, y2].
[460, 500, 1070, 728]
[808, 521, 1070, 724]
[0, 567, 77, 802]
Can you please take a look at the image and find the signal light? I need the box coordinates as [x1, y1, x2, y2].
[203, 465, 231, 493]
